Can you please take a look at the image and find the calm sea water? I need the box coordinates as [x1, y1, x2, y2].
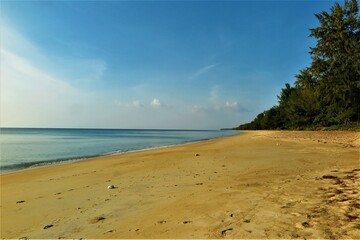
[0, 128, 237, 173]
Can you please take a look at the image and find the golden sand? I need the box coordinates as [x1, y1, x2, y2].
[1, 131, 359, 239]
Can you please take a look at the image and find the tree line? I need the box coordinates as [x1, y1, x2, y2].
[235, 0, 360, 130]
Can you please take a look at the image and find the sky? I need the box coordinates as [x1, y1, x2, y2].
[0, 0, 337, 130]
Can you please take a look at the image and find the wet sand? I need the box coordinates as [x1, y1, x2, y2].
[1, 130, 359, 239]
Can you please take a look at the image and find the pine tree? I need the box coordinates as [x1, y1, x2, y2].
[309, 0, 360, 125]
[235, 0, 360, 130]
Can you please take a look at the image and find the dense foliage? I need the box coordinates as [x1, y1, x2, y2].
[236, 0, 360, 130]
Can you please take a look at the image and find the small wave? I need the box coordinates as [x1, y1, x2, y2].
[0, 156, 98, 174]
[1, 130, 239, 174]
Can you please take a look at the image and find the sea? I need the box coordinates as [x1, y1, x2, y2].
[0, 128, 238, 173]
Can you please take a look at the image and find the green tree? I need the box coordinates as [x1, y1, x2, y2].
[277, 83, 296, 128]
[235, 0, 360, 130]
[309, 0, 360, 125]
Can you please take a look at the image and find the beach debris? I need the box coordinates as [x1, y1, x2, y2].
[16, 200, 25, 204]
[43, 224, 54, 229]
[107, 185, 116, 189]
[221, 228, 233, 236]
[157, 220, 167, 224]
[195, 153, 200, 156]
[244, 219, 251, 223]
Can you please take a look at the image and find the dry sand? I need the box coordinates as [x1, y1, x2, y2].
[1, 130, 359, 239]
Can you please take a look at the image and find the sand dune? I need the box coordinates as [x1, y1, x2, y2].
[1, 131, 359, 239]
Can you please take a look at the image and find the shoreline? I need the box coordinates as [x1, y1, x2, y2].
[0, 131, 240, 176]
[1, 130, 359, 239]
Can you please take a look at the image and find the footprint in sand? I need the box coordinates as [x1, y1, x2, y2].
[43, 224, 54, 229]
[221, 228, 233, 236]
[322, 175, 338, 179]
[90, 216, 106, 224]
[181, 221, 192, 224]
[302, 221, 311, 228]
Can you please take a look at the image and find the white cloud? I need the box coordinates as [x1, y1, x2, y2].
[1, 49, 72, 91]
[0, 22, 244, 129]
[189, 63, 218, 80]
[189, 86, 242, 116]
[209, 86, 223, 110]
[150, 98, 161, 107]
[209, 86, 219, 102]
[192, 105, 208, 113]
[132, 100, 143, 108]
[57, 57, 107, 85]
[0, 24, 106, 128]
[1, 23, 43, 62]
[0, 48, 83, 127]
[225, 101, 238, 108]
[2, 22, 107, 87]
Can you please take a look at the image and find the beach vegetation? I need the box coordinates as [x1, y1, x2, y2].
[235, 0, 360, 131]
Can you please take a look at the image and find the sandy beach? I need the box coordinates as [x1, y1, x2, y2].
[1, 130, 359, 239]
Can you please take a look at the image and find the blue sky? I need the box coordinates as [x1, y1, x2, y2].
[0, 0, 336, 129]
